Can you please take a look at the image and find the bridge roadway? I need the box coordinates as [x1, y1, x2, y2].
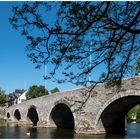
[5, 75, 140, 134]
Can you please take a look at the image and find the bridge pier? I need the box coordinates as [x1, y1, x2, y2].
[75, 128, 106, 135]
[73, 116, 106, 135]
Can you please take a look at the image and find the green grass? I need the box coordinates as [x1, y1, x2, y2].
[0, 118, 6, 124]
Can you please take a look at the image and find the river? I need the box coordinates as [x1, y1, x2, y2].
[0, 123, 139, 139]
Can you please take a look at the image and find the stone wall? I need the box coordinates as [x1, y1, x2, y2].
[5, 75, 140, 134]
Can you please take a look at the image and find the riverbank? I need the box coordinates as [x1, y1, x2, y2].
[0, 118, 6, 124]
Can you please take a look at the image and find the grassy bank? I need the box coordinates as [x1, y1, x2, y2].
[0, 117, 6, 124]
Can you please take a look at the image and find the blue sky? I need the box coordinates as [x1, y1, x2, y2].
[0, 2, 79, 94]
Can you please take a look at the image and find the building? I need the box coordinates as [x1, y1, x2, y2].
[6, 89, 26, 107]
[17, 91, 27, 104]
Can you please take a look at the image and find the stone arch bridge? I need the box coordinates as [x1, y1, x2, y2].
[5, 75, 140, 134]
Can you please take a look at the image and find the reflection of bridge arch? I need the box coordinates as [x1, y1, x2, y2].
[95, 90, 140, 134]
[14, 109, 21, 120]
[27, 105, 39, 126]
[49, 102, 75, 130]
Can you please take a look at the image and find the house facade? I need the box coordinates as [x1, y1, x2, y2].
[17, 91, 27, 104]
[6, 89, 26, 107]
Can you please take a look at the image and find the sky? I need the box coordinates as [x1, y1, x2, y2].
[0, 1, 80, 94]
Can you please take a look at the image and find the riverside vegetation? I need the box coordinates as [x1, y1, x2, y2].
[127, 105, 140, 123]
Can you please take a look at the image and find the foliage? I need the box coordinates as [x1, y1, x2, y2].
[134, 56, 140, 74]
[104, 78, 121, 89]
[27, 85, 49, 99]
[137, 109, 140, 122]
[0, 88, 6, 107]
[127, 105, 140, 123]
[50, 87, 60, 94]
[10, 2, 140, 87]
[0, 118, 6, 124]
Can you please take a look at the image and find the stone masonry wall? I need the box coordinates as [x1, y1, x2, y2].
[5, 75, 140, 134]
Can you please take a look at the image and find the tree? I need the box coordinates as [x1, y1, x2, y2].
[50, 87, 60, 94]
[136, 106, 140, 123]
[134, 56, 140, 74]
[127, 105, 140, 123]
[27, 85, 49, 99]
[0, 88, 6, 107]
[10, 2, 140, 88]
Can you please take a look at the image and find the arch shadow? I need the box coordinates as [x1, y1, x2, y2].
[27, 105, 39, 126]
[49, 103, 74, 130]
[14, 109, 21, 120]
[7, 112, 10, 118]
[99, 96, 140, 134]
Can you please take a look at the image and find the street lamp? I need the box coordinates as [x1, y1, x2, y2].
[44, 62, 47, 94]
[89, 41, 93, 86]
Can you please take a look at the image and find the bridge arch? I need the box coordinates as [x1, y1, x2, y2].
[7, 112, 10, 119]
[49, 102, 75, 129]
[27, 105, 39, 126]
[14, 109, 21, 120]
[95, 90, 140, 134]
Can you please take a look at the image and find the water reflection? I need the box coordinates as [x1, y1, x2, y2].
[49, 128, 74, 139]
[27, 127, 38, 138]
[125, 123, 140, 138]
[0, 123, 139, 138]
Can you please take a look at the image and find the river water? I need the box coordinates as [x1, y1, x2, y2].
[0, 123, 140, 139]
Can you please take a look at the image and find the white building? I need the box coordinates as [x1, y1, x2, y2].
[17, 91, 27, 104]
